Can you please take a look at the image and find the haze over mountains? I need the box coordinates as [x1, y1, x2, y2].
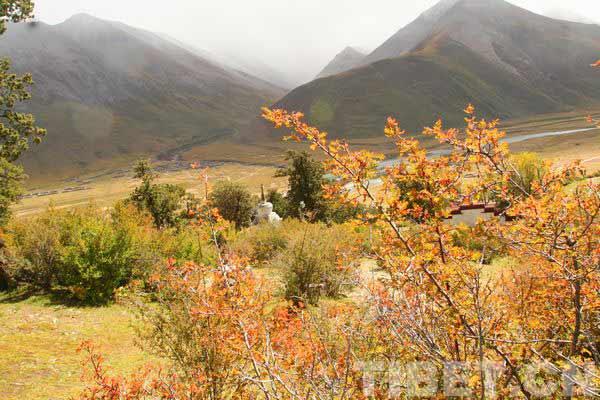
[272, 0, 600, 138]
[0, 14, 284, 177]
[3, 0, 600, 179]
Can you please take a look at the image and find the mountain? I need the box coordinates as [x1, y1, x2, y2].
[155, 33, 294, 90]
[265, 0, 600, 139]
[0, 14, 285, 178]
[316, 47, 366, 79]
[211, 52, 296, 90]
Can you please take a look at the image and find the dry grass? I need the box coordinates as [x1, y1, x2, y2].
[0, 293, 157, 400]
[15, 163, 287, 217]
[17, 108, 600, 217]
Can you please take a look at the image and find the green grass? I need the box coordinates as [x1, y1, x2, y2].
[0, 292, 157, 400]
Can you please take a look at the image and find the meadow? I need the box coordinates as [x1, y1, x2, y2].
[0, 293, 155, 400]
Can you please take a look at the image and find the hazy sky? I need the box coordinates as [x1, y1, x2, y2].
[33, 0, 600, 85]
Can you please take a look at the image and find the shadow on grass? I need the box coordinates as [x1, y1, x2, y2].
[0, 287, 105, 308]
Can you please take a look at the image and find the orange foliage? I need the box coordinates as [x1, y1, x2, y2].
[77, 105, 599, 399]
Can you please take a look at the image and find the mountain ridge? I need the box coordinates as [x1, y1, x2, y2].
[315, 46, 366, 79]
[260, 0, 600, 141]
[0, 14, 285, 179]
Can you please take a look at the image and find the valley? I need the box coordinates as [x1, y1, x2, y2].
[14, 108, 600, 216]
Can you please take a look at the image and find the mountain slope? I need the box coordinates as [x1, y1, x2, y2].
[316, 47, 366, 79]
[155, 32, 293, 90]
[263, 0, 600, 139]
[0, 15, 284, 178]
[363, 0, 460, 66]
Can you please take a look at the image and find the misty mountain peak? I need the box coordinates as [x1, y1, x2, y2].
[421, 0, 460, 21]
[61, 13, 110, 28]
[316, 46, 366, 79]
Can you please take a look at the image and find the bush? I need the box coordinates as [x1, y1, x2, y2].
[129, 159, 187, 228]
[230, 222, 289, 266]
[272, 222, 360, 305]
[58, 213, 135, 304]
[508, 152, 548, 196]
[266, 189, 289, 218]
[210, 181, 256, 229]
[8, 207, 68, 289]
[6, 204, 218, 304]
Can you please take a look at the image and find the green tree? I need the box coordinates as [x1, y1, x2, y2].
[509, 152, 548, 196]
[266, 188, 288, 218]
[0, 2, 46, 224]
[129, 159, 186, 229]
[276, 151, 326, 219]
[0, 1, 36, 34]
[209, 181, 256, 229]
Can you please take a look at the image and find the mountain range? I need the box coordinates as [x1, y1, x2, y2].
[3, 0, 600, 179]
[0, 14, 284, 178]
[268, 0, 600, 138]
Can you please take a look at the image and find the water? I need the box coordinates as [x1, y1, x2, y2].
[502, 127, 594, 144]
[379, 127, 596, 169]
[344, 127, 596, 189]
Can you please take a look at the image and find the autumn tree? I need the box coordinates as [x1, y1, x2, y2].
[0, 1, 46, 224]
[263, 105, 599, 398]
[77, 103, 600, 398]
[79, 190, 369, 399]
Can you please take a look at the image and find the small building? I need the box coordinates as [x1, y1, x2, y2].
[445, 203, 514, 226]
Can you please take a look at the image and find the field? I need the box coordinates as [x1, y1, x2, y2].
[15, 163, 288, 217]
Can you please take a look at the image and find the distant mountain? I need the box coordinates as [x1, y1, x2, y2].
[212, 52, 296, 90]
[363, 0, 460, 66]
[155, 33, 294, 90]
[0, 14, 285, 178]
[316, 47, 366, 79]
[264, 0, 600, 140]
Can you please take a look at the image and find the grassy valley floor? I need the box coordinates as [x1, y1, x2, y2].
[15, 108, 600, 217]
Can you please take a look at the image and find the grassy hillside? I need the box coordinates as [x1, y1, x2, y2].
[268, 39, 568, 138]
[260, 0, 600, 141]
[1, 17, 283, 180]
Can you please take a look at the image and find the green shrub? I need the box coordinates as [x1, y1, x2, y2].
[58, 213, 135, 304]
[6, 204, 218, 304]
[266, 189, 289, 218]
[272, 222, 360, 305]
[8, 207, 68, 289]
[275, 151, 362, 223]
[210, 181, 257, 229]
[508, 152, 548, 196]
[230, 223, 288, 266]
[129, 159, 187, 229]
[276, 151, 326, 220]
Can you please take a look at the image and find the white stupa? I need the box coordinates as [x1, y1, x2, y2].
[253, 185, 282, 225]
